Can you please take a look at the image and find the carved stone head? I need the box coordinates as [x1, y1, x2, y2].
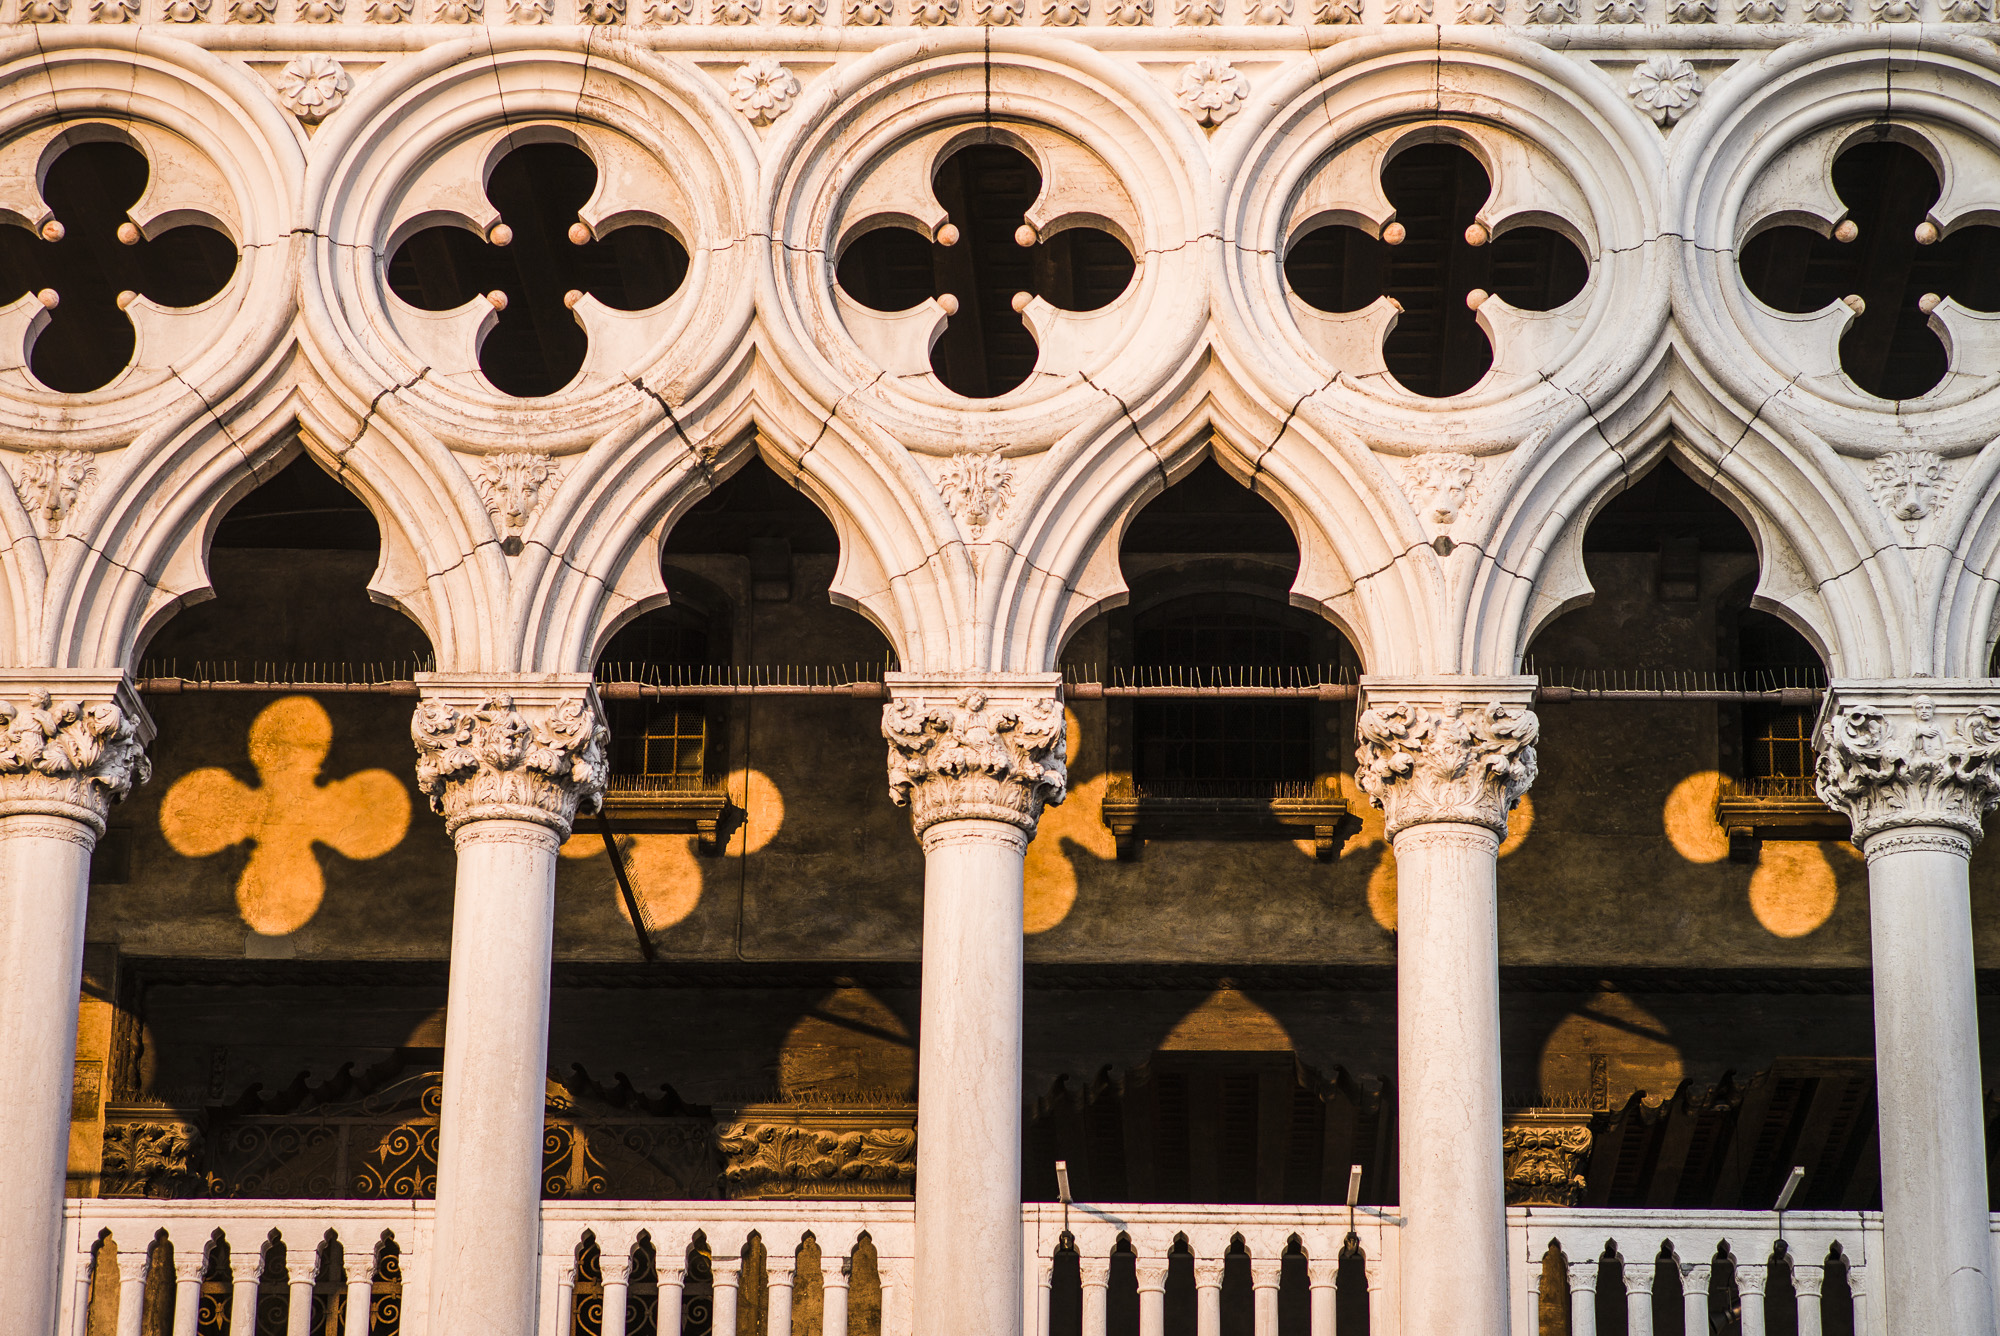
[1403, 453, 1481, 527]
[1866, 450, 1950, 527]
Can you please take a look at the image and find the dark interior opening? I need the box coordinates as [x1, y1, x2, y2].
[0, 139, 236, 394]
[387, 141, 689, 398]
[211, 453, 381, 551]
[1284, 141, 1588, 398]
[1739, 137, 2000, 402]
[835, 142, 1134, 399]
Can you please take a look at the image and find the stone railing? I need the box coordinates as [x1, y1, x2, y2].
[1507, 1208, 1884, 1336]
[59, 1199, 1944, 1336]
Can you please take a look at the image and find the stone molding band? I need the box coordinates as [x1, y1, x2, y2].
[883, 682, 1066, 841]
[1391, 823, 1502, 856]
[1355, 689, 1538, 840]
[452, 820, 565, 856]
[1861, 828, 1976, 863]
[0, 813, 101, 849]
[918, 819, 1032, 857]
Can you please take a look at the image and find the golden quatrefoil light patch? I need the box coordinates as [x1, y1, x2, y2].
[160, 696, 411, 936]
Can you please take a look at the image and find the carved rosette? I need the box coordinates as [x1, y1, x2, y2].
[1502, 1113, 1592, 1206]
[0, 679, 152, 835]
[882, 677, 1066, 843]
[1815, 684, 2000, 854]
[411, 683, 608, 839]
[1355, 681, 1537, 840]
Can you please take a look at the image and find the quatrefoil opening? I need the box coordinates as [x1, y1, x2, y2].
[1740, 139, 2000, 402]
[0, 140, 237, 394]
[835, 142, 1135, 399]
[1283, 142, 1588, 399]
[387, 141, 689, 399]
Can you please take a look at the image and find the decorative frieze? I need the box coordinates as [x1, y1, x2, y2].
[714, 1110, 917, 1199]
[1501, 1111, 1592, 1206]
[0, 677, 152, 834]
[1355, 679, 1538, 840]
[882, 676, 1066, 840]
[1815, 683, 2000, 852]
[411, 678, 608, 838]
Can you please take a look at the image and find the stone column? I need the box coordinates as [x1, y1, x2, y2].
[1816, 683, 2000, 1336]
[1355, 677, 1537, 1336]
[1306, 1258, 1335, 1336]
[1079, 1257, 1109, 1336]
[1193, 1258, 1224, 1336]
[1137, 1261, 1169, 1336]
[410, 677, 608, 1336]
[822, 1257, 850, 1336]
[1566, 1261, 1597, 1336]
[1623, 1257, 1654, 1336]
[882, 675, 1065, 1336]
[1250, 1257, 1282, 1336]
[1681, 1262, 1711, 1336]
[0, 674, 150, 1336]
[1736, 1262, 1767, 1336]
[1793, 1264, 1824, 1336]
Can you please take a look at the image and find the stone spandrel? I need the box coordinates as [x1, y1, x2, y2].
[0, 675, 153, 835]
[1815, 682, 2000, 852]
[1354, 678, 1538, 840]
[410, 677, 608, 839]
[882, 675, 1066, 841]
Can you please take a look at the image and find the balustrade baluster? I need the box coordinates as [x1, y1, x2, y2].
[1033, 1255, 1053, 1336]
[171, 1242, 207, 1336]
[1680, 1262, 1710, 1336]
[227, 1244, 263, 1336]
[1567, 1260, 1598, 1336]
[1306, 1258, 1335, 1336]
[1522, 1259, 1539, 1336]
[823, 1257, 851, 1336]
[285, 1247, 317, 1336]
[1737, 1262, 1768, 1336]
[114, 1243, 150, 1336]
[880, 1255, 914, 1336]
[1193, 1259, 1224, 1336]
[69, 1239, 95, 1336]
[769, 1254, 798, 1336]
[1847, 1264, 1873, 1336]
[1625, 1255, 1655, 1336]
[339, 1243, 375, 1336]
[1137, 1260, 1169, 1336]
[1079, 1257, 1110, 1336]
[601, 1246, 634, 1336]
[1794, 1264, 1825, 1336]
[1250, 1258, 1281, 1336]
[659, 1262, 686, 1336]
[712, 1256, 743, 1336]
[548, 1258, 576, 1336]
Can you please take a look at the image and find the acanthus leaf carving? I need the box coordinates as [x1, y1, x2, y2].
[883, 686, 1066, 840]
[15, 449, 98, 540]
[0, 688, 151, 831]
[1815, 688, 2000, 848]
[1501, 1117, 1592, 1206]
[715, 1122, 916, 1198]
[1355, 696, 1538, 839]
[411, 692, 608, 838]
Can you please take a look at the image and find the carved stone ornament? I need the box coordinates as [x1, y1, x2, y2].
[276, 55, 352, 123]
[883, 680, 1066, 840]
[730, 59, 800, 127]
[1628, 56, 1702, 126]
[1176, 59, 1248, 126]
[1402, 452, 1480, 527]
[473, 451, 560, 556]
[1815, 684, 2000, 851]
[1866, 450, 1950, 532]
[715, 1120, 917, 1199]
[411, 687, 608, 838]
[20, 0, 68, 21]
[1355, 684, 1538, 839]
[938, 452, 1014, 537]
[1502, 1113, 1592, 1206]
[0, 685, 152, 833]
[15, 449, 98, 540]
[101, 1118, 204, 1198]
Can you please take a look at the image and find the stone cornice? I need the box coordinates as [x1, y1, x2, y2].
[1814, 680, 2000, 848]
[1354, 676, 1538, 840]
[882, 673, 1066, 841]
[0, 670, 154, 835]
[411, 673, 608, 839]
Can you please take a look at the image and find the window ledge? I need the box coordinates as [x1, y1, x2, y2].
[601, 779, 733, 854]
[1099, 781, 1357, 862]
[1716, 778, 1849, 860]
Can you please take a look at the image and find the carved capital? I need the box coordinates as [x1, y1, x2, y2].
[1566, 1261, 1597, 1295]
[0, 672, 152, 835]
[1078, 1258, 1110, 1288]
[1135, 1262, 1170, 1292]
[1355, 678, 1537, 839]
[1814, 682, 2000, 849]
[1192, 1258, 1225, 1289]
[882, 674, 1066, 842]
[1501, 1111, 1592, 1206]
[1793, 1264, 1824, 1298]
[411, 675, 607, 839]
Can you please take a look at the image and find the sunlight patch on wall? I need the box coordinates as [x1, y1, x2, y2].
[159, 696, 409, 936]
[1537, 992, 1684, 1108]
[779, 987, 915, 1099]
[1664, 770, 1849, 938]
[1348, 771, 1533, 932]
[1023, 706, 1114, 934]
[1160, 987, 1293, 1052]
[559, 831, 704, 930]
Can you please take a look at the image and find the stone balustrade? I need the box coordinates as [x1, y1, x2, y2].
[54, 1199, 1954, 1336]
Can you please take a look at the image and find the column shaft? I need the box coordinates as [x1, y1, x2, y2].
[427, 819, 559, 1336]
[1865, 829, 1995, 1335]
[0, 815, 96, 1336]
[1395, 822, 1507, 1336]
[913, 818, 1027, 1336]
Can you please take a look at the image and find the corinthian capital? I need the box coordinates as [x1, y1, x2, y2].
[411, 675, 607, 839]
[882, 673, 1066, 841]
[1815, 681, 2000, 851]
[1355, 677, 1537, 840]
[0, 671, 153, 835]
